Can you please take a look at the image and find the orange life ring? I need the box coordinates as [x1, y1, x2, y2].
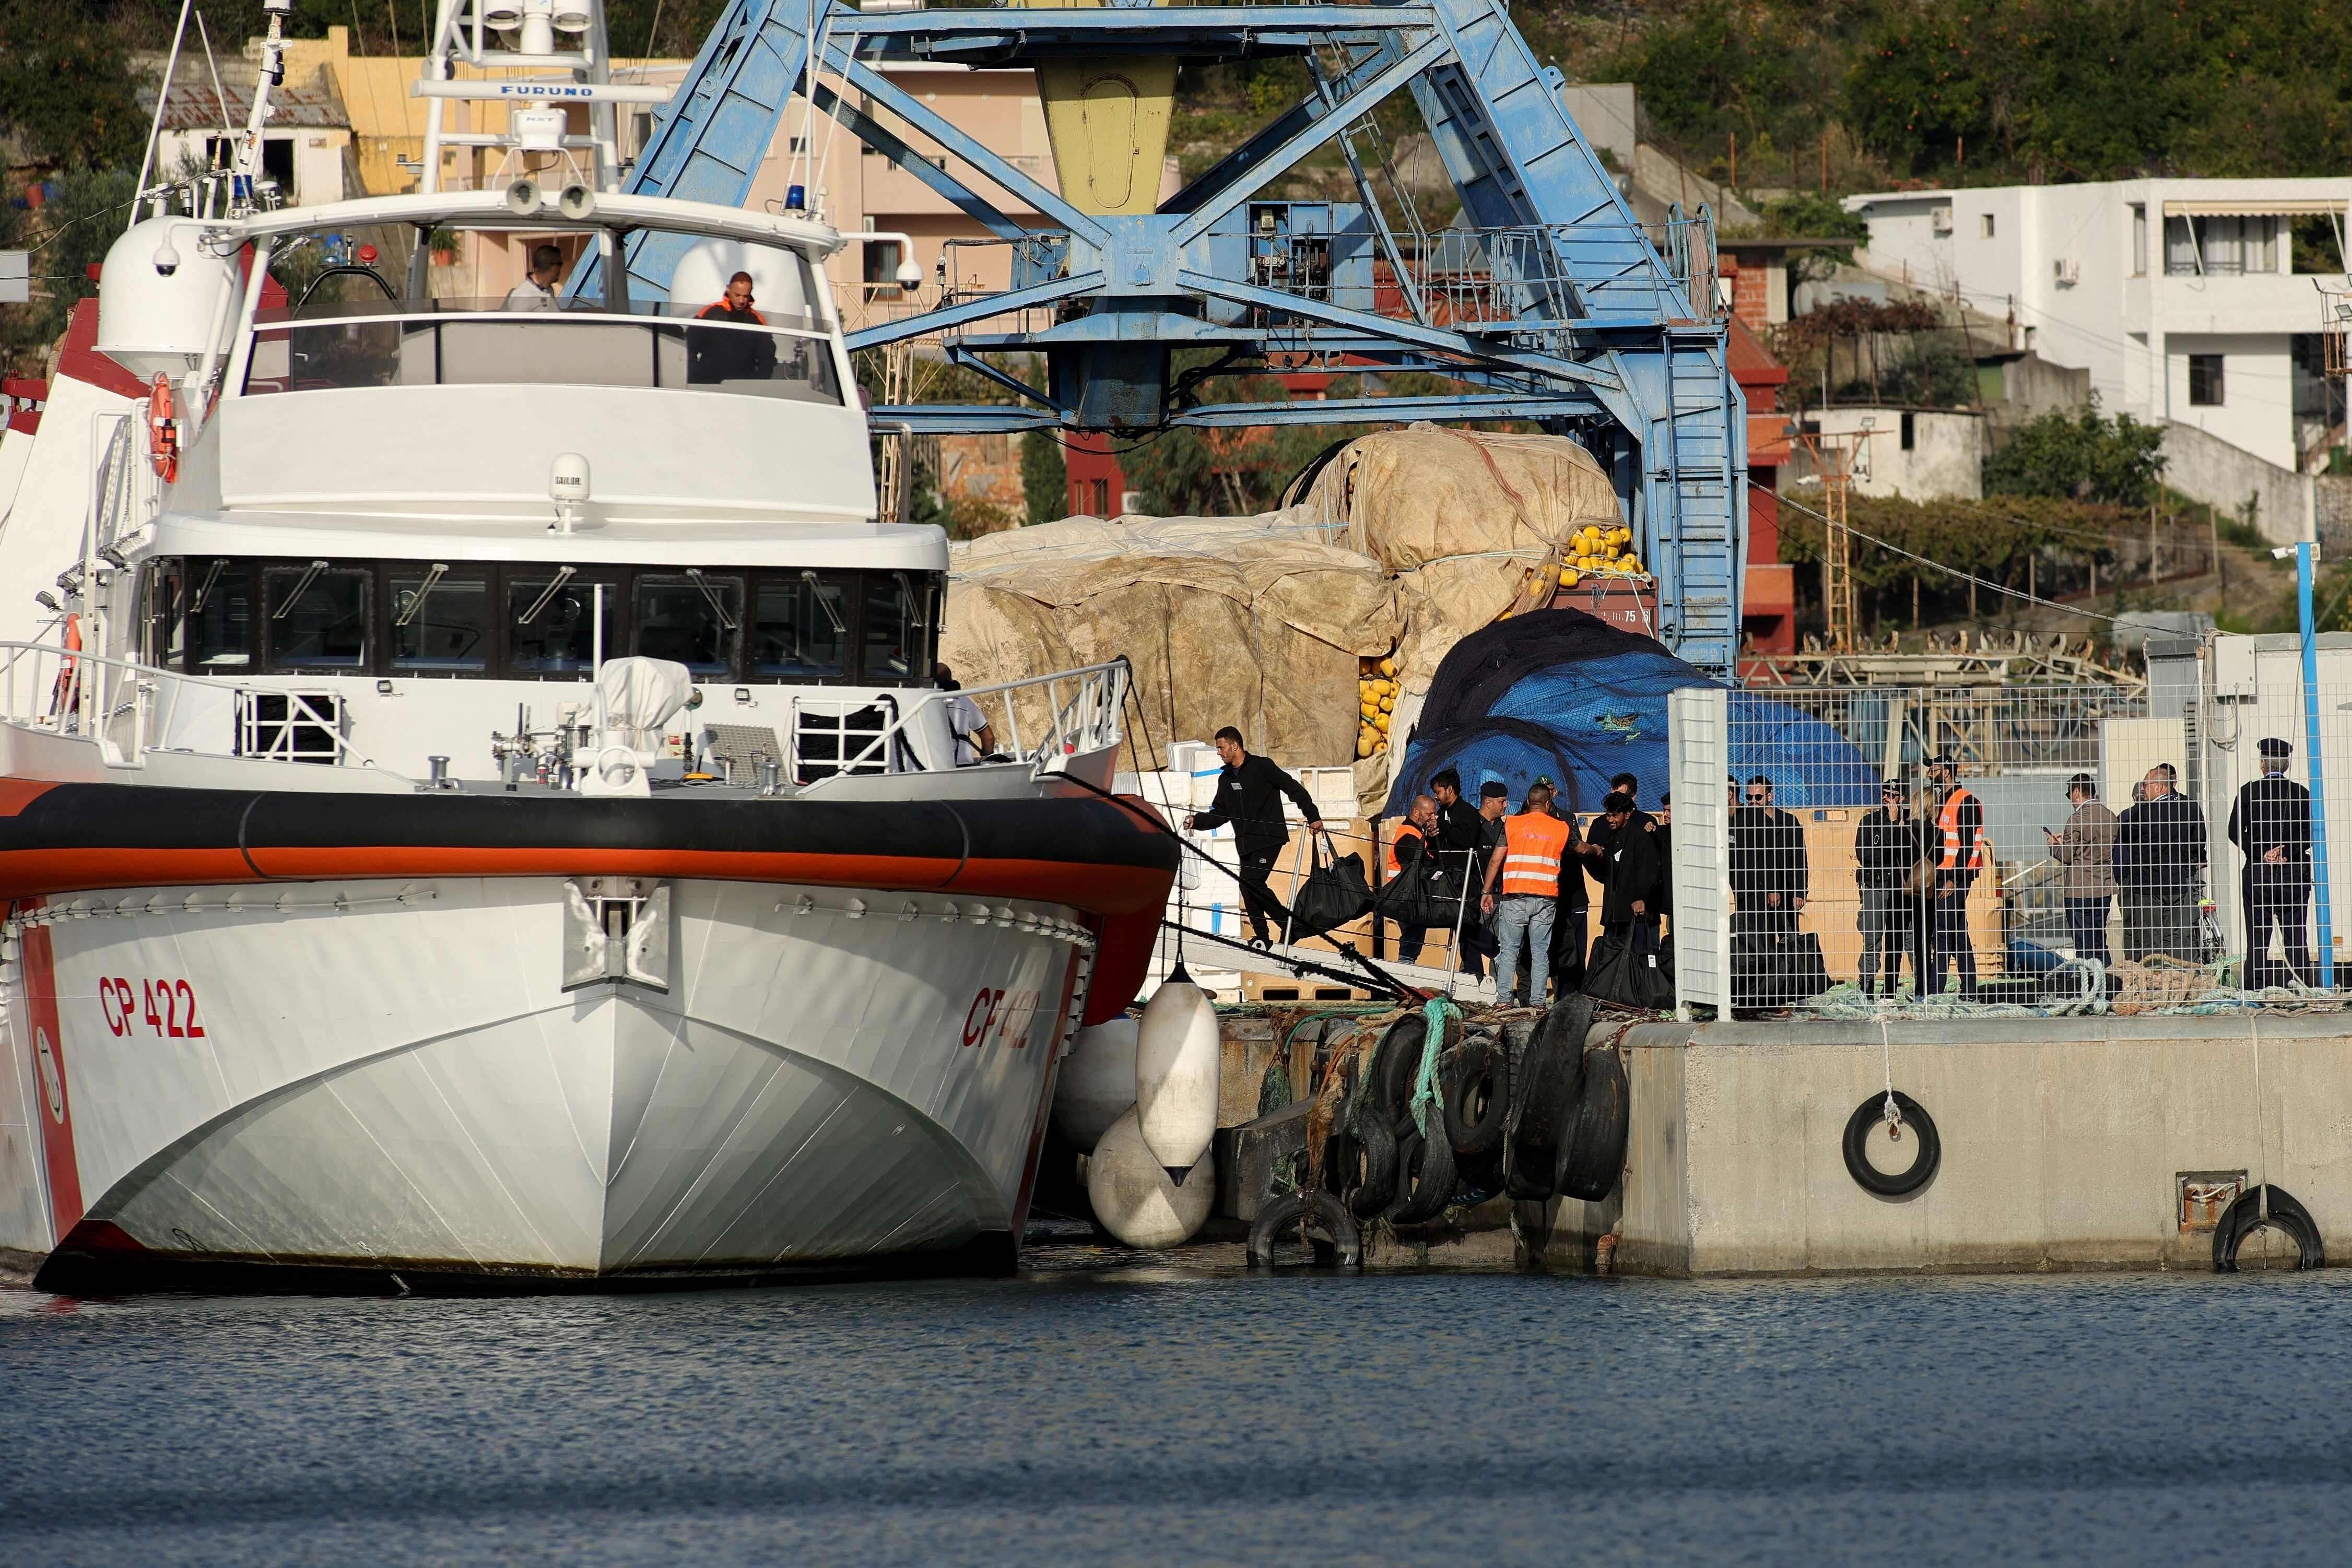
[147, 373, 178, 483]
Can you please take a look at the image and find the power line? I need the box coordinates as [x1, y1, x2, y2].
[1765, 482, 2133, 628]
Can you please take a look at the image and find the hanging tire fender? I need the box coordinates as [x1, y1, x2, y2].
[1841, 1091, 1942, 1199]
[2213, 1185, 2324, 1272]
[1556, 1043, 1631, 1202]
[1248, 1189, 1362, 1270]
[1441, 1033, 1510, 1158]
[1387, 1122, 1459, 1224]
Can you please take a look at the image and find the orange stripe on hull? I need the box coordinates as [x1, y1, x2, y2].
[0, 845, 1169, 913]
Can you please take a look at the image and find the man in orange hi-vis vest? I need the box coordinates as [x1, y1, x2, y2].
[1926, 752, 1986, 1001]
[1480, 780, 1571, 1007]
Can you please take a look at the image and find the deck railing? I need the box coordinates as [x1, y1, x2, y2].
[0, 640, 362, 770]
[800, 658, 1130, 787]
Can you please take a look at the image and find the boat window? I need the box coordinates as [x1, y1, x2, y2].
[186, 559, 255, 670]
[861, 571, 932, 683]
[390, 564, 490, 674]
[751, 572, 849, 680]
[246, 310, 841, 405]
[138, 560, 186, 669]
[265, 563, 371, 670]
[506, 569, 621, 676]
[633, 572, 739, 676]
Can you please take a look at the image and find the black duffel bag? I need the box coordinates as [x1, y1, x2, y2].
[1286, 838, 1373, 944]
[1583, 919, 1675, 1011]
[1730, 927, 1832, 1007]
[1371, 854, 1468, 935]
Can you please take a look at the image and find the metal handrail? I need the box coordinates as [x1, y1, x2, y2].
[0, 640, 364, 769]
[800, 658, 1130, 782]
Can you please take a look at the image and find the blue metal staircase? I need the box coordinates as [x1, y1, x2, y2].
[585, 0, 1748, 674]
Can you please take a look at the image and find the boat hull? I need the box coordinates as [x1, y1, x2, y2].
[3, 874, 1101, 1292]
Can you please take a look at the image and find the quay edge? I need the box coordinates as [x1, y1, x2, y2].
[1532, 1012, 2352, 1277]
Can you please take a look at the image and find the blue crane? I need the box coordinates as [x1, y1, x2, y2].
[587, 0, 1746, 674]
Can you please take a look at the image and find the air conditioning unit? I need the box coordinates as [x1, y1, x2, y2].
[2053, 257, 2081, 286]
[1931, 206, 1954, 236]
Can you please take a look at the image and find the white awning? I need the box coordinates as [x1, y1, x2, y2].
[2163, 199, 2345, 217]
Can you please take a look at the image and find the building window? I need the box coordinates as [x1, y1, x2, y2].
[863, 240, 903, 296]
[1089, 478, 1111, 515]
[2166, 214, 2279, 276]
[1899, 411, 1916, 451]
[2189, 354, 2225, 406]
[2131, 205, 2146, 276]
[1979, 213, 1995, 239]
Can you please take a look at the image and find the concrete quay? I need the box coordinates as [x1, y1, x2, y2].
[1539, 1011, 2352, 1277]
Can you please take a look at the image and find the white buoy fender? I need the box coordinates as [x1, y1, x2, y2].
[1134, 974, 1220, 1169]
[1087, 1105, 1214, 1249]
[1052, 1017, 1139, 1151]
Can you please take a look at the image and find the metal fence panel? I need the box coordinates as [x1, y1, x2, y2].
[1679, 674, 2342, 1015]
[1669, 685, 1731, 1017]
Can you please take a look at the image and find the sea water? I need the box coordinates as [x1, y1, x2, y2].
[4, 1264, 2350, 1564]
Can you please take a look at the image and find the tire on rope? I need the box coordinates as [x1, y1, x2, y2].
[2213, 1184, 2325, 1272]
[1248, 1189, 1362, 1270]
[1515, 995, 1597, 1149]
[1327, 1103, 1400, 1219]
[1441, 1033, 1511, 1158]
[1840, 1091, 1942, 1199]
[1555, 1043, 1632, 1202]
[1369, 1014, 1429, 1125]
[1387, 1120, 1459, 1224]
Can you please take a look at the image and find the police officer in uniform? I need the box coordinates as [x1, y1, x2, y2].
[2228, 737, 2315, 987]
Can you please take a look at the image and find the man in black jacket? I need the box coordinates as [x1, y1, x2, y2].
[2230, 737, 2315, 987]
[1854, 778, 1926, 997]
[2114, 762, 2206, 961]
[1428, 768, 1490, 976]
[1186, 725, 1324, 947]
[1729, 775, 1808, 938]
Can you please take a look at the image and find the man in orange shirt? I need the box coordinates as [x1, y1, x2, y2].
[1480, 779, 1570, 1007]
[688, 271, 777, 384]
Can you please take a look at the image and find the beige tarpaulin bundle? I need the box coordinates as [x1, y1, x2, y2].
[1297, 423, 1622, 692]
[940, 430, 1628, 804]
[942, 513, 1402, 772]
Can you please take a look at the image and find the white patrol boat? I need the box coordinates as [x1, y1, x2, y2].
[0, 0, 1172, 1292]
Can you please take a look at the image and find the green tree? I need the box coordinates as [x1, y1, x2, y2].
[15, 168, 140, 349]
[1020, 429, 1066, 524]
[1983, 406, 2166, 508]
[0, 4, 144, 170]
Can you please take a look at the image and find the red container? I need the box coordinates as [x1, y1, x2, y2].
[1549, 576, 1660, 639]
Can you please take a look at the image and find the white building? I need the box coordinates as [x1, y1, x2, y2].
[1845, 180, 2349, 487]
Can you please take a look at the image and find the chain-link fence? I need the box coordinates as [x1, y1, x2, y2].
[1672, 653, 2348, 1017]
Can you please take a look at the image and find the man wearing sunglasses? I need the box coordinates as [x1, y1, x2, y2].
[1728, 775, 1807, 940]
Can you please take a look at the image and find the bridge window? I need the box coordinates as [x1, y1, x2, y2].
[140, 559, 938, 684]
[751, 573, 850, 679]
[507, 570, 623, 676]
[634, 572, 740, 676]
[390, 566, 490, 674]
[187, 560, 255, 670]
[265, 563, 372, 671]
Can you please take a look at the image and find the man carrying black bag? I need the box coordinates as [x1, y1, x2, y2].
[1583, 792, 1670, 1009]
[1185, 725, 1324, 948]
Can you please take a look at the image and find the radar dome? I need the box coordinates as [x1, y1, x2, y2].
[96, 217, 241, 383]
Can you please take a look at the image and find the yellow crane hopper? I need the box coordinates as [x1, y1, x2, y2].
[1030, 0, 1177, 217]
